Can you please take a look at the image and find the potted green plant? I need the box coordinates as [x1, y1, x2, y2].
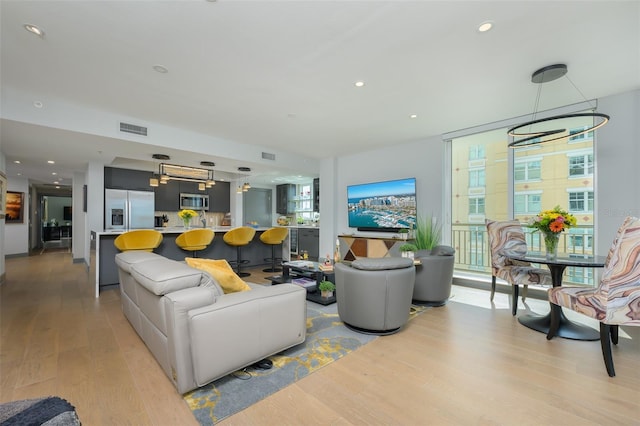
[318, 279, 336, 298]
[413, 214, 442, 255]
[399, 243, 418, 259]
[397, 228, 409, 240]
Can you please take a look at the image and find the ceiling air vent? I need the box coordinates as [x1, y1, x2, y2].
[120, 122, 148, 136]
[262, 152, 276, 161]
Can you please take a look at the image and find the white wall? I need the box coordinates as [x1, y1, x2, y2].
[596, 89, 640, 253]
[322, 133, 445, 251]
[72, 171, 87, 263]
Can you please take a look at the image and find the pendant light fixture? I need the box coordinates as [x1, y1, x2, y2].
[508, 64, 609, 148]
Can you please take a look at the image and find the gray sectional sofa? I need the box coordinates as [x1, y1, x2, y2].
[115, 251, 307, 394]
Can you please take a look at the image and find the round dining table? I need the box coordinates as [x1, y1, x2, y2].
[502, 250, 607, 341]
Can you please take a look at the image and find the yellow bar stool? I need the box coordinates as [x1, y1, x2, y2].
[113, 229, 163, 252]
[260, 227, 289, 272]
[223, 226, 256, 277]
[175, 229, 215, 258]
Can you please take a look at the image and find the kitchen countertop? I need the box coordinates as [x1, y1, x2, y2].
[93, 226, 273, 235]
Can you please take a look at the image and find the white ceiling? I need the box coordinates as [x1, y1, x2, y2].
[1, 1, 639, 188]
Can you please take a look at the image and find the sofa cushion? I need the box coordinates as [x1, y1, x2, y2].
[115, 251, 164, 273]
[351, 257, 414, 270]
[185, 258, 251, 294]
[131, 258, 207, 296]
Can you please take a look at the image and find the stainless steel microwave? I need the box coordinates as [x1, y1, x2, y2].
[179, 193, 209, 211]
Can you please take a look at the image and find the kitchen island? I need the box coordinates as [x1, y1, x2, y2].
[91, 226, 279, 297]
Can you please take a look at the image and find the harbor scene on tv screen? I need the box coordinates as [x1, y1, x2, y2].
[347, 177, 417, 231]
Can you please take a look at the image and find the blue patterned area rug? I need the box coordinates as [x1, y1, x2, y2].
[184, 302, 425, 425]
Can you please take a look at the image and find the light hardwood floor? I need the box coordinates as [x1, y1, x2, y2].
[1, 250, 639, 425]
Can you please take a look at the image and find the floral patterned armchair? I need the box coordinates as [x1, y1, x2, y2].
[486, 219, 552, 315]
[547, 216, 640, 377]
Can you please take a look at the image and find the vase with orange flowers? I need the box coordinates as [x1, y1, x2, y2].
[527, 206, 577, 259]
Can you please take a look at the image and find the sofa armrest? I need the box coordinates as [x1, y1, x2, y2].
[163, 286, 218, 393]
[188, 284, 306, 390]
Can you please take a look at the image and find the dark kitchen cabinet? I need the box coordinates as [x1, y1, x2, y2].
[276, 184, 296, 214]
[298, 227, 319, 260]
[313, 178, 319, 212]
[154, 180, 230, 212]
[208, 181, 230, 213]
[154, 180, 180, 211]
[179, 181, 201, 194]
[104, 167, 152, 191]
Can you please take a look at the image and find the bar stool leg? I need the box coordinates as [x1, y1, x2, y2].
[263, 244, 282, 273]
[235, 246, 251, 277]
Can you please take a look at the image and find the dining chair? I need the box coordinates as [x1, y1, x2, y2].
[547, 216, 640, 377]
[486, 219, 552, 315]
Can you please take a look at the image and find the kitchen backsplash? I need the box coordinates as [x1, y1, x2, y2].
[156, 211, 226, 228]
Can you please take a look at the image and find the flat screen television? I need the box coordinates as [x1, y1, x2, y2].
[347, 177, 417, 232]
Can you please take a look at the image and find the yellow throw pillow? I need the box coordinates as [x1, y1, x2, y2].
[185, 258, 251, 294]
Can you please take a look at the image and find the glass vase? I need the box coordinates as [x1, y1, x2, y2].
[543, 231, 560, 260]
[183, 218, 191, 229]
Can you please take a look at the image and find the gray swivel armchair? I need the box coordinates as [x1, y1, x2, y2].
[413, 245, 455, 306]
[335, 257, 416, 335]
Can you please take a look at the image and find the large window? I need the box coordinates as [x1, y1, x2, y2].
[449, 114, 596, 285]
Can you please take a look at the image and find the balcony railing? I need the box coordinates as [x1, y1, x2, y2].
[451, 223, 596, 286]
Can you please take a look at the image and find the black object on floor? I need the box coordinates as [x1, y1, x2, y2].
[253, 359, 273, 370]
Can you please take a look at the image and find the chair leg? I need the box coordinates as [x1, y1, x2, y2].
[511, 285, 519, 316]
[547, 304, 561, 340]
[490, 276, 496, 301]
[521, 284, 528, 302]
[600, 323, 616, 377]
[611, 324, 619, 345]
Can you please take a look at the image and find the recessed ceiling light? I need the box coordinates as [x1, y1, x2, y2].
[478, 21, 493, 33]
[33, 101, 43, 108]
[55, 186, 60, 189]
[47, 160, 55, 164]
[14, 160, 20, 164]
[53, 181, 59, 185]
[410, 114, 418, 119]
[52, 172, 57, 175]
[152, 64, 168, 73]
[354, 81, 365, 87]
[24, 24, 44, 38]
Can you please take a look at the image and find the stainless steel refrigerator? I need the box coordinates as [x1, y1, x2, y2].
[105, 189, 155, 230]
